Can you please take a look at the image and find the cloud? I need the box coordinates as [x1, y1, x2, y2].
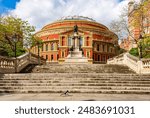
[10, 0, 130, 31]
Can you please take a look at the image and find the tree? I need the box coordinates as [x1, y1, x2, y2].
[109, 0, 150, 58]
[109, 5, 129, 41]
[31, 36, 43, 47]
[0, 16, 35, 57]
[140, 36, 150, 58]
[109, 0, 150, 43]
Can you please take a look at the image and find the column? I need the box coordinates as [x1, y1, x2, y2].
[73, 38, 75, 48]
[75, 37, 78, 48]
[83, 37, 85, 46]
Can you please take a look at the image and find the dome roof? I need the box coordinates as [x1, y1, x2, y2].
[57, 16, 96, 22]
[41, 15, 108, 31]
[35, 16, 118, 41]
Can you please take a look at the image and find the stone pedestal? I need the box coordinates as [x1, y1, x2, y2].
[73, 32, 80, 50]
[65, 32, 88, 64]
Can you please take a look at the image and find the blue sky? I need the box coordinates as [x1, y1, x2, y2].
[0, 0, 124, 15]
[0, 0, 128, 30]
[0, 0, 20, 14]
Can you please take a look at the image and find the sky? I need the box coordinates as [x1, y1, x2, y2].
[0, 0, 136, 31]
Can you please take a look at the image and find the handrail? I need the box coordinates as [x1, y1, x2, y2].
[0, 53, 46, 73]
[126, 53, 139, 62]
[107, 53, 150, 74]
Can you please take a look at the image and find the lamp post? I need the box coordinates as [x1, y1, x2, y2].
[37, 41, 40, 65]
[13, 34, 17, 58]
[12, 34, 17, 73]
[114, 43, 117, 56]
[139, 34, 143, 60]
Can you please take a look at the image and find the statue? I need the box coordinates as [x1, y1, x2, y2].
[74, 25, 78, 33]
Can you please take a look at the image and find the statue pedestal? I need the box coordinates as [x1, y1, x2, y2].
[65, 30, 88, 64]
[65, 48, 88, 64]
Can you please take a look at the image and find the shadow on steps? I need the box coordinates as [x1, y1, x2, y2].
[20, 64, 37, 73]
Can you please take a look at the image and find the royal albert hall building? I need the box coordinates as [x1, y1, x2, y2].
[31, 16, 118, 64]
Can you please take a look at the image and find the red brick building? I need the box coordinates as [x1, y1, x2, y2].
[31, 16, 118, 63]
[128, 0, 150, 50]
[120, 38, 130, 51]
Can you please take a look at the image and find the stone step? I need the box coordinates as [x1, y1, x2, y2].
[0, 70, 150, 94]
[2, 78, 150, 81]
[1, 85, 150, 90]
[0, 89, 150, 94]
[3, 72, 148, 75]
[2, 74, 150, 79]
[1, 79, 150, 84]
[1, 83, 150, 87]
[0, 80, 150, 85]
[31, 64, 135, 73]
[1, 77, 150, 81]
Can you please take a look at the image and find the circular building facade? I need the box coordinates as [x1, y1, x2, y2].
[31, 16, 118, 64]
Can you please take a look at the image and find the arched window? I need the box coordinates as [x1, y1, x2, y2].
[79, 37, 83, 46]
[57, 43, 59, 50]
[62, 36, 65, 46]
[103, 45, 105, 52]
[97, 44, 100, 51]
[57, 54, 59, 60]
[94, 44, 97, 51]
[68, 37, 72, 46]
[86, 37, 90, 46]
[51, 43, 54, 50]
[46, 44, 48, 51]
[87, 51, 90, 58]
[62, 51, 65, 58]
[51, 55, 53, 61]
[107, 45, 109, 52]
[98, 55, 100, 61]
[41, 44, 44, 51]
[54, 43, 56, 50]
[46, 55, 48, 60]
[108, 56, 110, 59]
[102, 56, 105, 62]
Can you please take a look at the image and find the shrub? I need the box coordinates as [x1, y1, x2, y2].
[129, 48, 139, 57]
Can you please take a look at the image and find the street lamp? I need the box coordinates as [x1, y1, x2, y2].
[114, 43, 117, 55]
[37, 41, 40, 65]
[12, 34, 17, 58]
[12, 34, 17, 73]
[139, 34, 143, 60]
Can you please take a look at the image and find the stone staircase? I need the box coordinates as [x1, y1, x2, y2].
[0, 64, 150, 94]
[32, 64, 135, 73]
[0, 73, 150, 94]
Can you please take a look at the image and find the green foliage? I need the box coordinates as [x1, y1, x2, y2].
[140, 36, 150, 58]
[129, 37, 150, 58]
[144, 54, 150, 58]
[31, 36, 43, 47]
[129, 48, 139, 57]
[118, 48, 126, 54]
[0, 16, 35, 57]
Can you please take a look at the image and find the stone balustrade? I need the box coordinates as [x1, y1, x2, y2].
[107, 53, 125, 65]
[0, 53, 46, 73]
[0, 56, 15, 73]
[141, 59, 150, 74]
[107, 53, 150, 74]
